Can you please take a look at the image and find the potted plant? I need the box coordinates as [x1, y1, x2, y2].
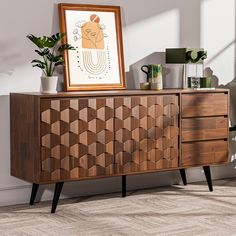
[27, 33, 75, 93]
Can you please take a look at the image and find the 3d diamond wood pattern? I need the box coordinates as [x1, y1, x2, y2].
[40, 95, 179, 181]
[10, 90, 229, 213]
[40, 98, 114, 182]
[114, 95, 179, 174]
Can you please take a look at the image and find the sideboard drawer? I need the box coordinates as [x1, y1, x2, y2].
[181, 140, 228, 166]
[182, 93, 228, 117]
[182, 117, 228, 142]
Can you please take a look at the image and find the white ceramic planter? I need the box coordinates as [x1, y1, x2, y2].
[41, 76, 58, 93]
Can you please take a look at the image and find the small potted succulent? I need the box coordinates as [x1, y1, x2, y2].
[27, 33, 75, 93]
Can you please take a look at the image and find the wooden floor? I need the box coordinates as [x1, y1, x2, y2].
[1, 179, 236, 235]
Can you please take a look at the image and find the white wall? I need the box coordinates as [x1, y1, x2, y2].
[1, 0, 236, 206]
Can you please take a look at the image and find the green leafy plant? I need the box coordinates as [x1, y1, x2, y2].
[27, 33, 75, 76]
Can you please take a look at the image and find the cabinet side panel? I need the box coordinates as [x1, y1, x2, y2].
[10, 94, 40, 183]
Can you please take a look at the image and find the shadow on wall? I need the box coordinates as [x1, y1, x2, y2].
[230, 131, 236, 163]
[205, 39, 236, 68]
[204, 67, 219, 88]
[220, 77, 236, 126]
[49, 0, 203, 91]
[0, 40, 23, 76]
[52, 3, 64, 92]
[126, 52, 165, 89]
[126, 52, 183, 89]
[121, 0, 201, 47]
[0, 0, 204, 90]
[205, 66, 236, 161]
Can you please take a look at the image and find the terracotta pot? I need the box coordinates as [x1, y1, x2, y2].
[41, 76, 58, 93]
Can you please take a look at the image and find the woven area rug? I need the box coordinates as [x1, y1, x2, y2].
[1, 179, 236, 236]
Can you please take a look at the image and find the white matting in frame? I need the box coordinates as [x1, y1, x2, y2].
[59, 4, 126, 91]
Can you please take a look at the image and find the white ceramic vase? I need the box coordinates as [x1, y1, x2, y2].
[41, 76, 58, 93]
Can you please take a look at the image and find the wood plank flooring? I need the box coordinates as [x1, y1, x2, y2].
[1, 179, 236, 235]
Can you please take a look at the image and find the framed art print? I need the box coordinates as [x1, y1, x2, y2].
[58, 3, 126, 91]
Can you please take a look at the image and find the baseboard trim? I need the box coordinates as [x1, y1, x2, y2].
[0, 184, 31, 192]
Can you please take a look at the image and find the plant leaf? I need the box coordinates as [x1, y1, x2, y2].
[46, 52, 55, 62]
[27, 34, 44, 48]
[27, 34, 55, 48]
[35, 48, 50, 56]
[32, 63, 45, 69]
[42, 36, 54, 48]
[58, 44, 75, 52]
[53, 55, 63, 62]
[50, 32, 66, 43]
[31, 59, 45, 65]
[55, 61, 63, 66]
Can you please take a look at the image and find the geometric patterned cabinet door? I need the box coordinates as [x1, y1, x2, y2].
[114, 95, 179, 174]
[40, 98, 114, 182]
[10, 89, 229, 213]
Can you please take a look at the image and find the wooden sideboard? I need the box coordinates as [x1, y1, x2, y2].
[10, 89, 229, 213]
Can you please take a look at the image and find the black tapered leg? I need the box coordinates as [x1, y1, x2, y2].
[203, 166, 213, 192]
[51, 182, 64, 213]
[179, 169, 187, 185]
[30, 183, 39, 205]
[122, 175, 126, 197]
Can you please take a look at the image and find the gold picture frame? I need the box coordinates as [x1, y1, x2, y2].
[58, 3, 126, 91]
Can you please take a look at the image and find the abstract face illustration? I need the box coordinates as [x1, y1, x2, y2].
[81, 14, 105, 50]
[61, 5, 124, 90]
